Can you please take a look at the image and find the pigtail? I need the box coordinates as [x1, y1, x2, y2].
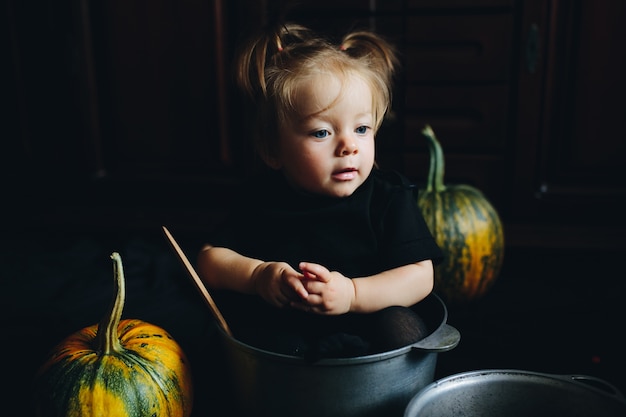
[340, 31, 399, 85]
[235, 23, 315, 99]
[235, 30, 275, 98]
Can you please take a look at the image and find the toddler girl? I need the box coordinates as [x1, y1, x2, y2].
[197, 23, 443, 359]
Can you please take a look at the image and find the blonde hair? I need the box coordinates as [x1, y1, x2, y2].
[235, 23, 399, 165]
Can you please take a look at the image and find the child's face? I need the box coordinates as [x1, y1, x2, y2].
[274, 73, 376, 198]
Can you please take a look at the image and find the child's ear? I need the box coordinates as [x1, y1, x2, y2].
[262, 153, 282, 170]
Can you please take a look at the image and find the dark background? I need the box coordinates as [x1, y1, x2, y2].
[3, 0, 625, 416]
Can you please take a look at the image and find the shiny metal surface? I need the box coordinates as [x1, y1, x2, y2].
[218, 293, 460, 417]
[405, 369, 626, 417]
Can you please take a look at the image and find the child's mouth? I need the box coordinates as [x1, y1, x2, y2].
[332, 168, 358, 181]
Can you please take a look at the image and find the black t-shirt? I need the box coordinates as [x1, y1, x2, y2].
[210, 168, 443, 277]
[208, 169, 443, 355]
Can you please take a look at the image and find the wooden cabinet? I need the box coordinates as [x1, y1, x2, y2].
[510, 0, 626, 247]
[5, 0, 625, 249]
[6, 0, 233, 181]
[5, 0, 237, 232]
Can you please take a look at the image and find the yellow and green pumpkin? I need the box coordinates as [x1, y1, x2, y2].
[33, 252, 193, 417]
[418, 125, 504, 303]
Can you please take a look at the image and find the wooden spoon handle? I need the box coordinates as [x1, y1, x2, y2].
[162, 226, 233, 337]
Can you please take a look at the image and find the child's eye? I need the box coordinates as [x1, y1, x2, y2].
[355, 126, 369, 135]
[312, 129, 329, 139]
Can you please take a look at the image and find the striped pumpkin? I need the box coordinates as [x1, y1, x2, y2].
[417, 125, 504, 302]
[33, 253, 193, 417]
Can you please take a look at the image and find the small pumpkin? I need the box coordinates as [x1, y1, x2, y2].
[417, 125, 504, 303]
[33, 252, 193, 417]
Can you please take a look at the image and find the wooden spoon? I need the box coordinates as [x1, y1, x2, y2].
[162, 226, 233, 337]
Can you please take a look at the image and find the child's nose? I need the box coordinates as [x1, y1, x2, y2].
[337, 138, 358, 156]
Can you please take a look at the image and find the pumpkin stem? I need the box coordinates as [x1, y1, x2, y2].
[95, 252, 125, 354]
[421, 124, 447, 193]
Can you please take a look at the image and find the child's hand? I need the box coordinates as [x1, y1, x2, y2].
[252, 261, 309, 308]
[291, 262, 356, 315]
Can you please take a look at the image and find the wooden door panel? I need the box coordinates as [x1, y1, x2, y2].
[92, 0, 226, 178]
[511, 0, 626, 237]
[405, 14, 514, 82]
[404, 84, 510, 151]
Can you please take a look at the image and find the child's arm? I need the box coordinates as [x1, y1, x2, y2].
[294, 260, 434, 314]
[197, 245, 309, 308]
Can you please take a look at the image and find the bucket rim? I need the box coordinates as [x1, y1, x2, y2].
[216, 292, 453, 365]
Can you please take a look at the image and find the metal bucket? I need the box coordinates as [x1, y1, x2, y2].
[404, 369, 626, 417]
[217, 293, 460, 417]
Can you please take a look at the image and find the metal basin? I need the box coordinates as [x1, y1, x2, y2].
[405, 369, 626, 417]
[218, 293, 460, 417]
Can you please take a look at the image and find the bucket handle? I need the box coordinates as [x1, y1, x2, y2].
[410, 323, 461, 353]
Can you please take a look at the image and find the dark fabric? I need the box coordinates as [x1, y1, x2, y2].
[210, 168, 443, 275]
[217, 295, 430, 360]
[206, 168, 442, 358]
